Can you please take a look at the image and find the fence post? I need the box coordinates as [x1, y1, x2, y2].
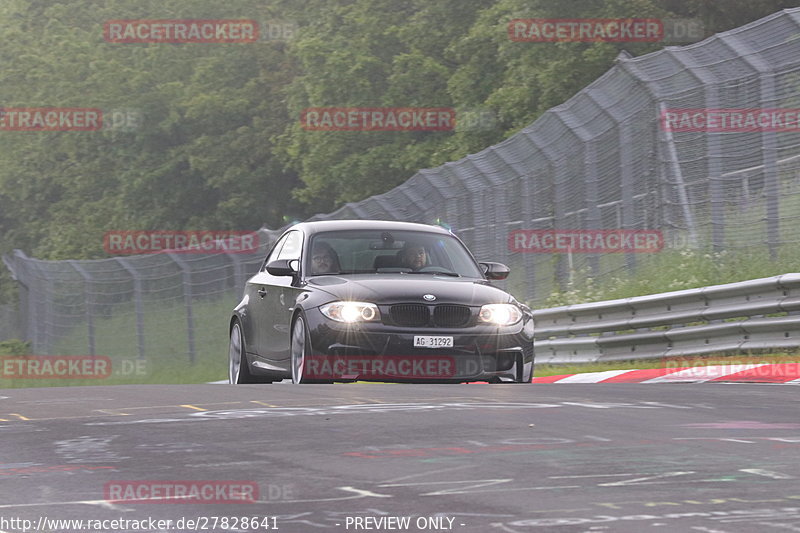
[619, 123, 637, 272]
[707, 101, 724, 252]
[662, 50, 724, 252]
[226, 251, 246, 296]
[21, 255, 51, 354]
[2, 251, 29, 344]
[68, 260, 96, 356]
[522, 131, 566, 290]
[486, 147, 536, 300]
[658, 102, 699, 247]
[718, 33, 780, 260]
[762, 98, 780, 261]
[115, 258, 145, 360]
[554, 107, 601, 280]
[552, 162, 569, 289]
[619, 55, 704, 253]
[582, 142, 602, 278]
[167, 253, 195, 363]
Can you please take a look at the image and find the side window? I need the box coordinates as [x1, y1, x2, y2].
[263, 233, 289, 269]
[277, 231, 303, 261]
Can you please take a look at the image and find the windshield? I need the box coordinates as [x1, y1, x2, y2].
[306, 229, 484, 278]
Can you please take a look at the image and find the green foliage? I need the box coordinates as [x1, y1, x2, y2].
[0, 339, 30, 356]
[0, 0, 301, 265]
[543, 244, 800, 308]
[0, 0, 795, 293]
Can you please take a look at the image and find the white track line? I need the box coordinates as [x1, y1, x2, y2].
[643, 364, 770, 383]
[551, 369, 637, 383]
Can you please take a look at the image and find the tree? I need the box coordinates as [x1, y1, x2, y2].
[0, 0, 301, 262]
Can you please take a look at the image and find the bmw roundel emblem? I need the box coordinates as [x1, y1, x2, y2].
[423, 294, 436, 301]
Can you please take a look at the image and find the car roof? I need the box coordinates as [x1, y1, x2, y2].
[289, 219, 453, 236]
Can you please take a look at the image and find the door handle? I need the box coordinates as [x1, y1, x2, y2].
[258, 287, 267, 298]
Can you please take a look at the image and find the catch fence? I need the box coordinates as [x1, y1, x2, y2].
[4, 8, 800, 361]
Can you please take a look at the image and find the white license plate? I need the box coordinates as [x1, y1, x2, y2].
[413, 336, 454, 348]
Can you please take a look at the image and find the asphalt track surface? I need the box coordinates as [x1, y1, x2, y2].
[2, 383, 800, 533]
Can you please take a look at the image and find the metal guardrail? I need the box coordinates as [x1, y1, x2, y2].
[533, 273, 800, 364]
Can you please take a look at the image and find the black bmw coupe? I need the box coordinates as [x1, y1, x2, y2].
[228, 220, 535, 384]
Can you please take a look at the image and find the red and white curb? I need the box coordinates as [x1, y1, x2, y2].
[533, 363, 800, 384]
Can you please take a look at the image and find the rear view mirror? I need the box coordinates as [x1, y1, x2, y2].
[369, 241, 402, 250]
[479, 262, 510, 280]
[266, 259, 298, 276]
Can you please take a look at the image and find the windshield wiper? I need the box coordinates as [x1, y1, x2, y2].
[405, 270, 461, 277]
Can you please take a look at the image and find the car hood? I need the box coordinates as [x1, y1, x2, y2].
[305, 274, 514, 306]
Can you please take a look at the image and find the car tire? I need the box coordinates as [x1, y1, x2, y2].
[229, 321, 250, 384]
[229, 320, 273, 384]
[291, 314, 333, 384]
[291, 315, 310, 384]
[519, 361, 534, 383]
[513, 349, 535, 383]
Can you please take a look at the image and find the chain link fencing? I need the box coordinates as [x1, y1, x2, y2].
[1, 230, 283, 358]
[3, 8, 800, 361]
[0, 304, 20, 344]
[311, 8, 800, 301]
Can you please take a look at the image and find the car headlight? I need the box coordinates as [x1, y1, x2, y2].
[478, 303, 522, 326]
[320, 301, 381, 323]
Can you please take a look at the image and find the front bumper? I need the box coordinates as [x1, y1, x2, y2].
[303, 307, 535, 382]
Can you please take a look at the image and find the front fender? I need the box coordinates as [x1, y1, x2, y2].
[231, 294, 253, 349]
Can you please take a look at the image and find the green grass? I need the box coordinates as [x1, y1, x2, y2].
[0, 296, 235, 388]
[536, 244, 800, 308]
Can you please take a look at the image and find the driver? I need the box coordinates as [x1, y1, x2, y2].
[398, 241, 427, 271]
[310, 242, 340, 274]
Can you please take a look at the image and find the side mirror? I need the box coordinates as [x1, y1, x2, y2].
[479, 262, 510, 280]
[266, 259, 299, 277]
